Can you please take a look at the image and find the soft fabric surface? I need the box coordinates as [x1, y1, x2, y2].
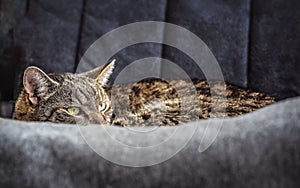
[0, 97, 299, 188]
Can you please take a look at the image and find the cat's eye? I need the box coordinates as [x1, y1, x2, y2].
[99, 103, 108, 112]
[67, 107, 80, 115]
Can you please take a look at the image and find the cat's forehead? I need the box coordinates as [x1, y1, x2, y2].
[50, 73, 92, 85]
[50, 73, 96, 94]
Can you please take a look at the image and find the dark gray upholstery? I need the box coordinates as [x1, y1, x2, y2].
[1, 97, 299, 188]
[0, 0, 299, 104]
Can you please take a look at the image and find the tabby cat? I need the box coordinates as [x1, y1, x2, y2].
[13, 60, 275, 126]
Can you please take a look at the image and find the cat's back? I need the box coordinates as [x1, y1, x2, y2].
[110, 79, 275, 126]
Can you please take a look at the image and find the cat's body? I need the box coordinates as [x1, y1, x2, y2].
[13, 60, 275, 126]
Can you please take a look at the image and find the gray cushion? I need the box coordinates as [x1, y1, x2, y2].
[0, 97, 299, 188]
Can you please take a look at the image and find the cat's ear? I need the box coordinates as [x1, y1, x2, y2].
[78, 66, 103, 79]
[23, 66, 59, 104]
[95, 59, 115, 86]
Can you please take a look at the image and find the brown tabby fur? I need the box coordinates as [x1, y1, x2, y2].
[14, 60, 275, 126]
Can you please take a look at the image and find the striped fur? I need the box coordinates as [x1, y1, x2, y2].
[14, 62, 275, 126]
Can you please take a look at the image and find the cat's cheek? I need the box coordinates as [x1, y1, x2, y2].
[71, 115, 81, 124]
[49, 109, 76, 124]
[73, 115, 89, 125]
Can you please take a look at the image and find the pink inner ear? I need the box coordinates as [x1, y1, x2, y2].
[24, 69, 38, 96]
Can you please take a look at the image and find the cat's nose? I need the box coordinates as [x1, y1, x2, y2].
[88, 112, 108, 125]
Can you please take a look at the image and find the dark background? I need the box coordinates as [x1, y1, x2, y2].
[0, 0, 299, 117]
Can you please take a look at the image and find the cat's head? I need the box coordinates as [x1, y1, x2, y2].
[14, 60, 115, 125]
